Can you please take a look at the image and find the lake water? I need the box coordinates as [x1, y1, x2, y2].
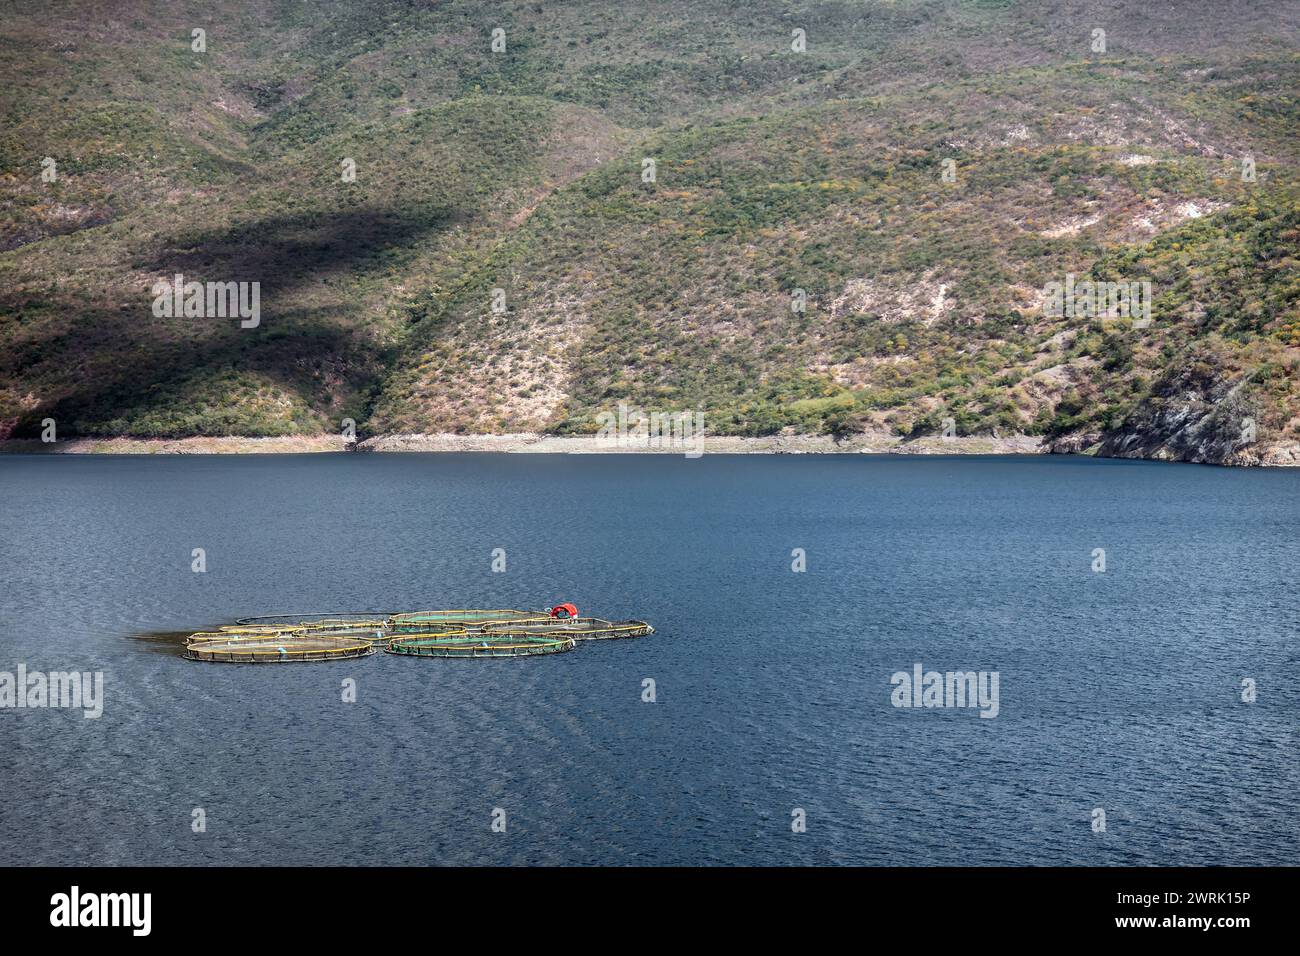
[1, 453, 1296, 865]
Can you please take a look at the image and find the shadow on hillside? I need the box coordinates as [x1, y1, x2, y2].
[4, 205, 450, 436]
[133, 204, 455, 298]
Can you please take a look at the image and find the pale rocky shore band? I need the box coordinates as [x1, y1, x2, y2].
[2, 433, 1298, 466]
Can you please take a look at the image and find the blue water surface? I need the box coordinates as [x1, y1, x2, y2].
[0, 453, 1296, 865]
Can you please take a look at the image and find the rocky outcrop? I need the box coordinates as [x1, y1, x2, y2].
[1047, 432, 1103, 456]
[1092, 361, 1289, 465]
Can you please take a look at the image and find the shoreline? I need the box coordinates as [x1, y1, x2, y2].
[1, 431, 1297, 465]
[0, 432, 1044, 456]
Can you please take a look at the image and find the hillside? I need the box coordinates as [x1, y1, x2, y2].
[2, 0, 1298, 463]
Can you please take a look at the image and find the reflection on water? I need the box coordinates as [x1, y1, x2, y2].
[128, 630, 193, 658]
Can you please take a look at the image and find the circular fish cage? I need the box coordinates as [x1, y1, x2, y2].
[296, 619, 390, 630]
[386, 630, 575, 659]
[191, 627, 299, 642]
[235, 612, 392, 627]
[296, 619, 394, 643]
[184, 631, 376, 663]
[388, 609, 548, 631]
[482, 618, 654, 640]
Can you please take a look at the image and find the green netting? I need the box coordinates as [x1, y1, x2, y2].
[482, 618, 654, 640]
[386, 631, 576, 658]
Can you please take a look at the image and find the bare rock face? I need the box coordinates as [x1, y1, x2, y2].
[1047, 432, 1103, 456]
[1231, 442, 1300, 467]
[1095, 361, 1263, 465]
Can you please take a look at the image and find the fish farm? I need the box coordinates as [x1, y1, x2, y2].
[182, 605, 652, 662]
